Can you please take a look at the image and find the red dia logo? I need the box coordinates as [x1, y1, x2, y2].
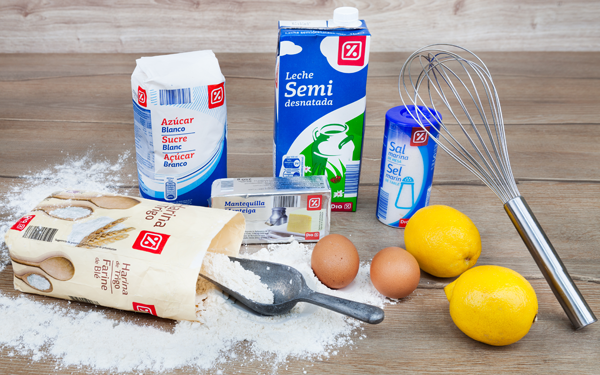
[138, 86, 147, 107]
[338, 36, 366, 66]
[11, 215, 35, 231]
[305, 232, 320, 240]
[132, 231, 170, 254]
[132, 302, 157, 316]
[399, 218, 410, 228]
[331, 202, 354, 212]
[307, 195, 322, 211]
[208, 82, 225, 109]
[410, 126, 430, 146]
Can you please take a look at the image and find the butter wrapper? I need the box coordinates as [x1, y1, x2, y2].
[211, 177, 331, 244]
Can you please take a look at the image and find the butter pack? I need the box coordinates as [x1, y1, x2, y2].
[211, 177, 331, 243]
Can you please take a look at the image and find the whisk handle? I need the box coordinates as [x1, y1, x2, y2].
[504, 197, 597, 330]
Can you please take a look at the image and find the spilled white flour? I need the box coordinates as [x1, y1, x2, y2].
[0, 152, 131, 271]
[0, 153, 389, 373]
[199, 252, 274, 304]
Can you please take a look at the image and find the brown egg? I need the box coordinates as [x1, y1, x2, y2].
[311, 234, 360, 289]
[370, 247, 420, 299]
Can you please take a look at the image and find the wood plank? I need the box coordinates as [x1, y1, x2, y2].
[0, 183, 599, 373]
[0, 271, 600, 375]
[2, 120, 599, 184]
[0, 181, 598, 285]
[368, 51, 600, 79]
[1, 53, 599, 126]
[2, 52, 600, 82]
[0, 52, 598, 374]
[0, 262, 598, 374]
[332, 183, 600, 281]
[1, 1, 599, 53]
[2, 74, 598, 125]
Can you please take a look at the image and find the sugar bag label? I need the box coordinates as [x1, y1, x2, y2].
[131, 50, 227, 206]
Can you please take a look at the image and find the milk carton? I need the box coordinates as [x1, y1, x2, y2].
[274, 7, 370, 212]
[131, 50, 227, 206]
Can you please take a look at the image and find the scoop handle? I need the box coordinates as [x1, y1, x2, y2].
[504, 196, 597, 330]
[300, 291, 384, 324]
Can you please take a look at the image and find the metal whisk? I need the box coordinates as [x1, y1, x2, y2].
[399, 44, 596, 330]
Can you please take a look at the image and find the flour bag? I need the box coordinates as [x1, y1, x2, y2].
[5, 190, 245, 321]
[132, 50, 227, 206]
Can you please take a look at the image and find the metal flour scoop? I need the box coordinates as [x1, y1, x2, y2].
[200, 257, 384, 324]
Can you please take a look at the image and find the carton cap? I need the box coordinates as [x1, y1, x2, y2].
[332, 7, 362, 27]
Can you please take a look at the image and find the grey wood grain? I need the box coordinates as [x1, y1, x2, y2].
[1, 1, 599, 53]
[0, 52, 598, 374]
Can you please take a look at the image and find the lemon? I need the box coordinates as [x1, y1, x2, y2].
[404, 205, 481, 278]
[445, 265, 538, 346]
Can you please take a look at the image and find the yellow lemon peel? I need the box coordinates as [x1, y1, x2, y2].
[445, 265, 538, 346]
[404, 205, 481, 278]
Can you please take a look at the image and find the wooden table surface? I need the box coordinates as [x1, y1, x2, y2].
[0, 52, 599, 374]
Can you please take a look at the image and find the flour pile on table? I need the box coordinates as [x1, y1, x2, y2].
[0, 154, 388, 373]
[0, 152, 131, 272]
[199, 252, 274, 305]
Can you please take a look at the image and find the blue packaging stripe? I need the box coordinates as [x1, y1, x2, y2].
[377, 105, 441, 227]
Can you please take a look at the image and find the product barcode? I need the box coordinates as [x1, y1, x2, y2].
[377, 189, 389, 220]
[273, 195, 301, 207]
[159, 88, 191, 105]
[220, 179, 234, 192]
[69, 296, 99, 305]
[22, 226, 58, 242]
[343, 162, 360, 197]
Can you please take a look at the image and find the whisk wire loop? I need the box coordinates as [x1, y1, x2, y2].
[398, 44, 596, 329]
[399, 44, 520, 203]
[417, 61, 511, 199]
[425, 57, 509, 193]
